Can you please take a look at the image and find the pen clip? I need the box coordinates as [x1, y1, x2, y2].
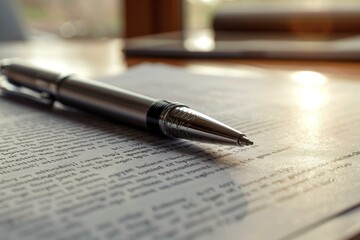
[0, 77, 55, 106]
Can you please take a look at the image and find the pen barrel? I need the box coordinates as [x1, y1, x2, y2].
[1, 61, 251, 146]
[0, 61, 63, 95]
[57, 76, 157, 129]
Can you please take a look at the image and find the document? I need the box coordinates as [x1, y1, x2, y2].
[0, 64, 359, 240]
[293, 206, 360, 240]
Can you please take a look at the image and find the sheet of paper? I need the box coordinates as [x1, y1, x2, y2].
[0, 64, 359, 240]
[293, 206, 360, 240]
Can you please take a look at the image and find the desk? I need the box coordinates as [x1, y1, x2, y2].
[0, 39, 359, 240]
[1, 39, 360, 80]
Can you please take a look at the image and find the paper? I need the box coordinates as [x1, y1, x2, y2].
[0, 64, 359, 240]
[293, 206, 360, 240]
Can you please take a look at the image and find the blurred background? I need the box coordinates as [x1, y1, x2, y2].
[13, 0, 360, 41]
[17, 0, 121, 39]
[2, 0, 360, 78]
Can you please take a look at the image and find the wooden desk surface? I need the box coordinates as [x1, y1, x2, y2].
[1, 39, 359, 240]
[1, 39, 360, 80]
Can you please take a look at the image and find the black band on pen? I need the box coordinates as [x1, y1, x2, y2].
[146, 100, 171, 135]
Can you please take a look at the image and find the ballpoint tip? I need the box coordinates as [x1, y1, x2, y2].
[237, 136, 254, 146]
[0, 59, 12, 73]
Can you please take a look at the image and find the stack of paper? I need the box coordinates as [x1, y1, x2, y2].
[0, 64, 359, 240]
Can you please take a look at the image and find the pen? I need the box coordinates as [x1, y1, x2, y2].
[0, 60, 253, 146]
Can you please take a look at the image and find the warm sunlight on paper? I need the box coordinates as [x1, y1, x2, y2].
[297, 88, 326, 110]
[291, 71, 327, 85]
[291, 71, 328, 111]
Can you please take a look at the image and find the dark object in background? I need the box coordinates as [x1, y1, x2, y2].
[124, 0, 182, 38]
[124, 4, 360, 60]
[212, 4, 360, 35]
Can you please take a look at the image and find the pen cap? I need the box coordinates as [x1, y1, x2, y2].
[0, 60, 65, 96]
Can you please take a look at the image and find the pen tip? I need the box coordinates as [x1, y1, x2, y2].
[0, 59, 11, 72]
[238, 135, 254, 146]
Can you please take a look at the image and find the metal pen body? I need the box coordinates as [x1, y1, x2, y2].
[0, 60, 254, 146]
[58, 76, 156, 129]
[1, 62, 157, 129]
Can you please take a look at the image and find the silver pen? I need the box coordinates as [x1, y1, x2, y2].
[0, 60, 253, 146]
